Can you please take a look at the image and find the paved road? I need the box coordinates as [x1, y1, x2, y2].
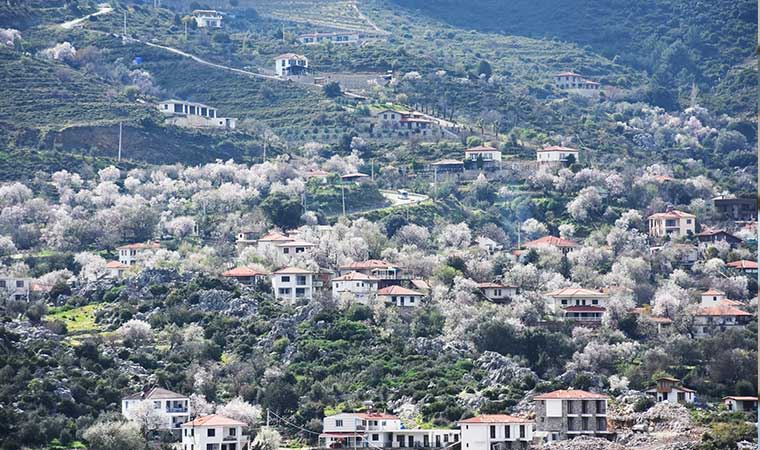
[59, 3, 113, 29]
[380, 189, 429, 206]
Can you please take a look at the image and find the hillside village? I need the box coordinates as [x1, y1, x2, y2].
[0, 0, 757, 450]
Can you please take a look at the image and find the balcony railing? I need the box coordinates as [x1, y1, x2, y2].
[166, 407, 188, 413]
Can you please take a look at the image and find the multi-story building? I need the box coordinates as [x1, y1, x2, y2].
[180, 415, 247, 450]
[647, 210, 696, 238]
[713, 196, 756, 221]
[117, 242, 161, 266]
[544, 287, 608, 323]
[0, 275, 30, 302]
[222, 266, 268, 286]
[275, 53, 309, 77]
[319, 412, 459, 449]
[192, 9, 223, 28]
[477, 282, 518, 303]
[646, 377, 695, 404]
[458, 414, 534, 450]
[121, 387, 190, 430]
[534, 389, 610, 442]
[271, 267, 314, 302]
[339, 260, 401, 280]
[331, 271, 380, 303]
[553, 72, 601, 91]
[464, 145, 502, 169]
[298, 31, 360, 45]
[727, 260, 758, 275]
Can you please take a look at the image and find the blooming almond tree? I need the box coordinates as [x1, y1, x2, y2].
[216, 397, 262, 427]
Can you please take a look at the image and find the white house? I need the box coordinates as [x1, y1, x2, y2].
[105, 260, 128, 279]
[275, 239, 317, 257]
[727, 260, 758, 275]
[518, 236, 579, 256]
[477, 282, 517, 303]
[275, 53, 309, 77]
[536, 146, 580, 164]
[475, 236, 503, 254]
[544, 287, 608, 322]
[371, 109, 442, 139]
[319, 412, 459, 449]
[0, 275, 30, 302]
[331, 271, 379, 303]
[339, 260, 401, 279]
[181, 414, 247, 450]
[553, 72, 601, 91]
[647, 210, 696, 238]
[464, 146, 502, 167]
[122, 387, 190, 430]
[271, 267, 314, 302]
[458, 414, 533, 450]
[376, 285, 424, 307]
[117, 242, 161, 266]
[256, 231, 294, 253]
[192, 9, 223, 28]
[299, 31, 360, 45]
[646, 377, 696, 404]
[693, 303, 752, 337]
[723, 396, 758, 412]
[158, 99, 237, 130]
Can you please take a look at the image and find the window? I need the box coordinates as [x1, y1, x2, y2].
[519, 425, 525, 438]
[208, 428, 216, 437]
[372, 434, 379, 441]
[592, 299, 598, 305]
[229, 428, 236, 436]
[561, 299, 568, 305]
[283, 248, 290, 254]
[504, 425, 510, 439]
[281, 276, 290, 282]
[335, 420, 343, 427]
[296, 276, 307, 285]
[154, 401, 161, 409]
[490, 426, 496, 439]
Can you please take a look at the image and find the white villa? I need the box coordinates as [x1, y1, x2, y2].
[299, 31, 360, 45]
[647, 210, 696, 238]
[458, 415, 533, 450]
[553, 72, 601, 91]
[271, 267, 314, 302]
[192, 9, 223, 28]
[464, 146, 502, 167]
[117, 242, 161, 266]
[371, 109, 441, 138]
[158, 100, 237, 130]
[122, 387, 190, 430]
[477, 282, 517, 303]
[376, 285, 424, 307]
[331, 271, 380, 302]
[181, 414, 247, 450]
[723, 396, 758, 412]
[275, 53, 309, 77]
[256, 231, 294, 253]
[319, 412, 460, 449]
[105, 260, 128, 279]
[647, 377, 696, 404]
[0, 275, 30, 302]
[536, 146, 580, 164]
[276, 239, 317, 257]
[544, 287, 608, 322]
[518, 236, 579, 255]
[222, 266, 268, 285]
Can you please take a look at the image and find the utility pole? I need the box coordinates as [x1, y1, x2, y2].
[123, 11, 127, 36]
[371, 159, 375, 181]
[266, 408, 270, 428]
[433, 165, 438, 202]
[117, 122, 123, 162]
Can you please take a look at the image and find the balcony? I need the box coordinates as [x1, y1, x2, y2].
[166, 407, 188, 413]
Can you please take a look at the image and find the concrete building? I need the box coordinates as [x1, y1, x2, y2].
[117, 242, 161, 266]
[331, 271, 380, 303]
[192, 10, 223, 28]
[723, 396, 758, 412]
[158, 99, 237, 129]
[376, 285, 424, 307]
[122, 387, 190, 430]
[0, 275, 30, 302]
[647, 210, 696, 238]
[458, 414, 533, 450]
[339, 260, 401, 280]
[544, 287, 608, 323]
[727, 260, 758, 275]
[536, 146, 580, 164]
[464, 146, 502, 168]
[477, 282, 518, 303]
[553, 72, 601, 91]
[299, 31, 360, 45]
[695, 229, 742, 246]
[275, 53, 309, 77]
[713, 196, 756, 221]
[646, 377, 696, 404]
[319, 412, 459, 449]
[181, 415, 247, 450]
[105, 260, 128, 279]
[371, 109, 443, 139]
[534, 389, 610, 442]
[271, 267, 314, 303]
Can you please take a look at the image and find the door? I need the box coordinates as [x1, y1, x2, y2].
[408, 436, 414, 448]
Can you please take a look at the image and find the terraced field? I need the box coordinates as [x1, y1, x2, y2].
[253, 0, 381, 33]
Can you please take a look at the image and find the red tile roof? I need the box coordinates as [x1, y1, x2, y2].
[340, 260, 395, 270]
[701, 289, 726, 296]
[465, 145, 499, 153]
[376, 285, 423, 296]
[727, 260, 758, 269]
[355, 412, 399, 420]
[724, 396, 759, 401]
[647, 210, 695, 220]
[106, 261, 127, 269]
[696, 304, 751, 317]
[117, 242, 161, 250]
[273, 267, 313, 274]
[181, 414, 246, 427]
[523, 236, 579, 249]
[477, 282, 516, 289]
[124, 387, 187, 400]
[538, 145, 579, 153]
[223, 266, 267, 277]
[258, 231, 292, 242]
[458, 414, 532, 424]
[332, 271, 379, 281]
[534, 389, 609, 400]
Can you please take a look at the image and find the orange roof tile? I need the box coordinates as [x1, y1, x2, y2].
[545, 287, 607, 298]
[727, 260, 758, 269]
[274, 267, 313, 274]
[696, 304, 751, 317]
[181, 414, 246, 427]
[376, 285, 423, 296]
[534, 389, 609, 400]
[522, 236, 579, 249]
[222, 266, 267, 277]
[459, 414, 532, 424]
